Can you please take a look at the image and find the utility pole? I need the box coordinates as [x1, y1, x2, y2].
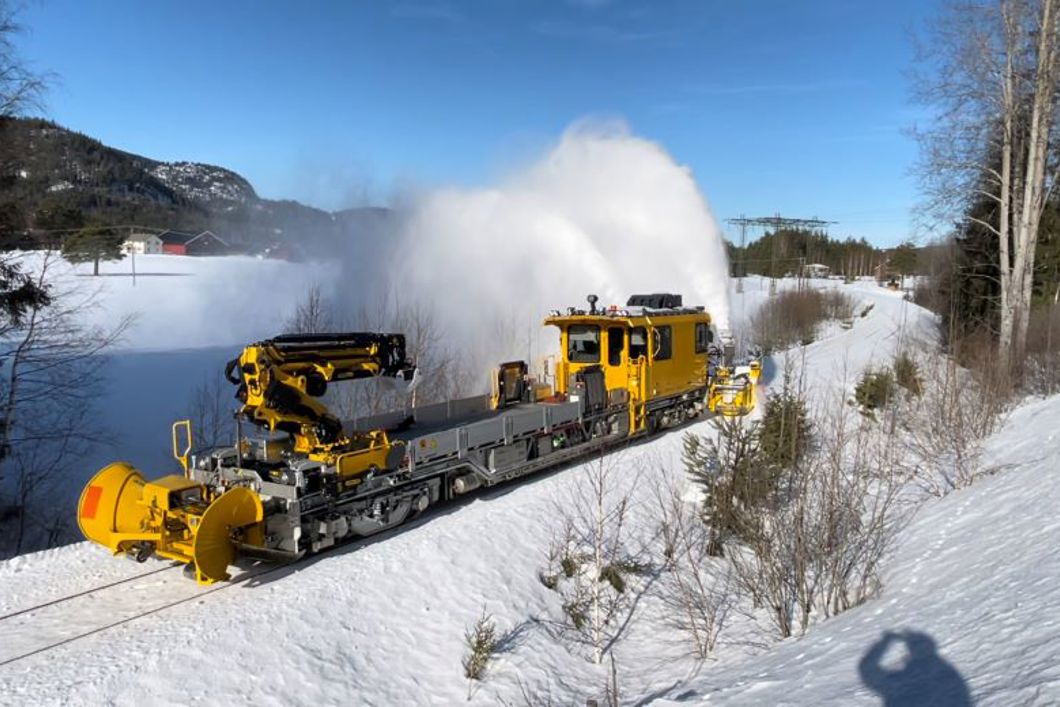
[735, 213, 746, 293]
[129, 226, 137, 287]
[725, 214, 837, 296]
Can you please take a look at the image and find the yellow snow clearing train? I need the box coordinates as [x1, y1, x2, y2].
[78, 294, 760, 584]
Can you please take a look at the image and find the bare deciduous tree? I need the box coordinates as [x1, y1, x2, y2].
[187, 373, 235, 451]
[283, 282, 333, 334]
[708, 386, 909, 639]
[0, 252, 130, 556]
[545, 455, 649, 665]
[0, 1, 48, 118]
[897, 349, 1007, 496]
[915, 0, 1060, 363]
[653, 477, 734, 659]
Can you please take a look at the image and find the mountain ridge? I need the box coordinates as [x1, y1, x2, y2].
[0, 117, 386, 251]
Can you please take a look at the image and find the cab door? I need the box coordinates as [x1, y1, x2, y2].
[604, 326, 627, 394]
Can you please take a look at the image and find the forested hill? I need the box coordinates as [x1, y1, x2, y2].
[0, 117, 387, 252]
[726, 228, 893, 279]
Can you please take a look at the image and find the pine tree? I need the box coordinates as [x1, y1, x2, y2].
[683, 417, 774, 556]
[889, 241, 918, 289]
[758, 381, 811, 470]
[62, 225, 125, 275]
[0, 256, 48, 328]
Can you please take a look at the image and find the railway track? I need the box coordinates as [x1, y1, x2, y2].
[0, 562, 281, 668]
[0, 563, 180, 623]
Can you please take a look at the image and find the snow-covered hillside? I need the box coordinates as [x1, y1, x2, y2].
[149, 162, 257, 206]
[658, 393, 1060, 706]
[1, 265, 1049, 705]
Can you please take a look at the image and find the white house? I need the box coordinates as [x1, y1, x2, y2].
[802, 263, 831, 278]
[122, 232, 164, 255]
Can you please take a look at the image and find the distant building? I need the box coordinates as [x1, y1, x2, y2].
[158, 230, 196, 255]
[802, 263, 831, 278]
[122, 232, 163, 255]
[874, 261, 899, 283]
[159, 230, 228, 256]
[260, 242, 304, 262]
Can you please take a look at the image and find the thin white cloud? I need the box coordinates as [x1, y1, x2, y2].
[531, 19, 678, 43]
[390, 2, 462, 23]
[688, 79, 865, 96]
[567, 0, 613, 8]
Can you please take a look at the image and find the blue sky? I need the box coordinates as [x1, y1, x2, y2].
[17, 0, 937, 246]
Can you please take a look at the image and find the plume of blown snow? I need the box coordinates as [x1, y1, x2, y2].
[384, 120, 731, 370]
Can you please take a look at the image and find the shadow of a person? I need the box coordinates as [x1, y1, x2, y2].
[859, 630, 972, 706]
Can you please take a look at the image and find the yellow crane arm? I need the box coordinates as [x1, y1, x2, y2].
[224, 333, 414, 454]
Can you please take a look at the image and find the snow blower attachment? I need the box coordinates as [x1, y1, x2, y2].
[77, 421, 265, 584]
[78, 307, 761, 584]
[707, 359, 762, 416]
[705, 330, 761, 417]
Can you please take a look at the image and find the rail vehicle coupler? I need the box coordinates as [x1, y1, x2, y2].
[130, 541, 155, 563]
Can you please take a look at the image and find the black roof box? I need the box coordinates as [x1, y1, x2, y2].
[626, 293, 683, 309]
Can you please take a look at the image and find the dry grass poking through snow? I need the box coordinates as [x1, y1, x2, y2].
[751, 288, 854, 353]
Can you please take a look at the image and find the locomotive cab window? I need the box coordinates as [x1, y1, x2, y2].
[629, 327, 648, 360]
[653, 326, 673, 361]
[695, 322, 713, 353]
[568, 324, 601, 363]
[607, 327, 625, 366]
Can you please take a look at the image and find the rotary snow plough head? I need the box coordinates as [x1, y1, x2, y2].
[77, 422, 265, 584]
[707, 359, 762, 416]
[706, 332, 762, 417]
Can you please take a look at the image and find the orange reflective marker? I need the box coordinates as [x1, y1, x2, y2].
[81, 485, 104, 520]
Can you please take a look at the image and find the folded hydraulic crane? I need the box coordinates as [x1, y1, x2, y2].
[225, 332, 414, 471]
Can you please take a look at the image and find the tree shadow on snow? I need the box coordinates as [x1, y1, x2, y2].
[859, 630, 971, 706]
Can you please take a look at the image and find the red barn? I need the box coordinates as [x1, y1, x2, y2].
[159, 230, 229, 256]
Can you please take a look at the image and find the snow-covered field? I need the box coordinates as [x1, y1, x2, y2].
[1, 257, 1053, 705]
[31, 253, 340, 352]
[8, 254, 342, 517]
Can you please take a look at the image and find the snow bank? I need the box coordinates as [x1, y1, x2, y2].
[656, 394, 1060, 705]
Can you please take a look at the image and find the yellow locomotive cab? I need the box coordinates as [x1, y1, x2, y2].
[545, 293, 717, 434]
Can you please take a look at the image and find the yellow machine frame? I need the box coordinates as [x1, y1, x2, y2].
[77, 309, 760, 586]
[707, 361, 762, 416]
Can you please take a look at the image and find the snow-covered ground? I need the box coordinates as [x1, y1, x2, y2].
[659, 393, 1060, 705]
[2, 259, 1049, 705]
